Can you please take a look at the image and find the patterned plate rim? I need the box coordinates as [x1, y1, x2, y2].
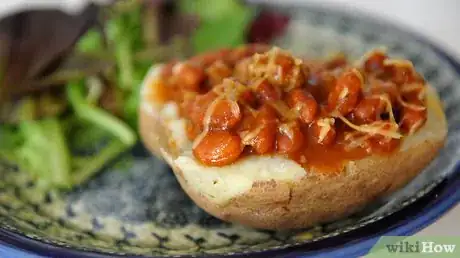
[0, 3, 459, 258]
[282, 173, 460, 258]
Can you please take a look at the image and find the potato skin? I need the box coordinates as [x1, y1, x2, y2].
[139, 66, 447, 230]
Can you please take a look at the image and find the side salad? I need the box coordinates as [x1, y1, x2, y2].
[0, 0, 289, 190]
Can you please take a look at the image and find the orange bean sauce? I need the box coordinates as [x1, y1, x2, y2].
[150, 45, 427, 175]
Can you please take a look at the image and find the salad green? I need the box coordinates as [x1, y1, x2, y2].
[181, 0, 255, 52]
[0, 0, 258, 190]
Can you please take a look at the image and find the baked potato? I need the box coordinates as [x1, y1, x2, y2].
[139, 46, 447, 229]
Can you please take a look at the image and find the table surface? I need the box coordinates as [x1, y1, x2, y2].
[0, 1, 458, 257]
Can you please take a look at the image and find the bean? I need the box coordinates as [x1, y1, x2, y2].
[276, 122, 304, 154]
[364, 52, 387, 73]
[206, 60, 233, 86]
[256, 104, 278, 125]
[311, 118, 336, 146]
[391, 66, 415, 84]
[328, 69, 362, 115]
[173, 62, 205, 91]
[252, 124, 277, 154]
[189, 91, 218, 128]
[287, 88, 318, 124]
[193, 131, 243, 166]
[254, 79, 281, 102]
[353, 97, 385, 124]
[400, 107, 426, 134]
[209, 99, 242, 130]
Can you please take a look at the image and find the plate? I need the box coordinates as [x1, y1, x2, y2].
[1, 3, 460, 258]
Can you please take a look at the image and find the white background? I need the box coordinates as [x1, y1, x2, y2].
[0, 0, 458, 236]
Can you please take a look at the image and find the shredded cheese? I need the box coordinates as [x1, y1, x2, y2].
[242, 102, 257, 116]
[344, 131, 371, 151]
[191, 128, 208, 150]
[316, 118, 335, 143]
[408, 119, 424, 136]
[286, 65, 302, 92]
[172, 62, 184, 75]
[249, 47, 303, 91]
[184, 48, 429, 160]
[228, 100, 240, 120]
[213, 78, 246, 100]
[368, 93, 397, 123]
[397, 94, 426, 111]
[383, 59, 414, 69]
[249, 78, 263, 90]
[240, 124, 264, 145]
[339, 86, 349, 100]
[351, 68, 365, 86]
[278, 122, 295, 141]
[294, 102, 306, 114]
[250, 78, 282, 99]
[337, 114, 403, 139]
[400, 83, 426, 101]
[270, 100, 298, 121]
[266, 48, 279, 82]
[354, 47, 387, 67]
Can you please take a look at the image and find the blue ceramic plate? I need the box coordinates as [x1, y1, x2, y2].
[0, 3, 459, 258]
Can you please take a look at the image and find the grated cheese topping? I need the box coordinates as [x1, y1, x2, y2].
[316, 118, 335, 143]
[278, 122, 296, 141]
[397, 94, 427, 111]
[401, 83, 426, 101]
[338, 114, 402, 139]
[368, 93, 397, 123]
[240, 124, 265, 145]
[383, 59, 414, 69]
